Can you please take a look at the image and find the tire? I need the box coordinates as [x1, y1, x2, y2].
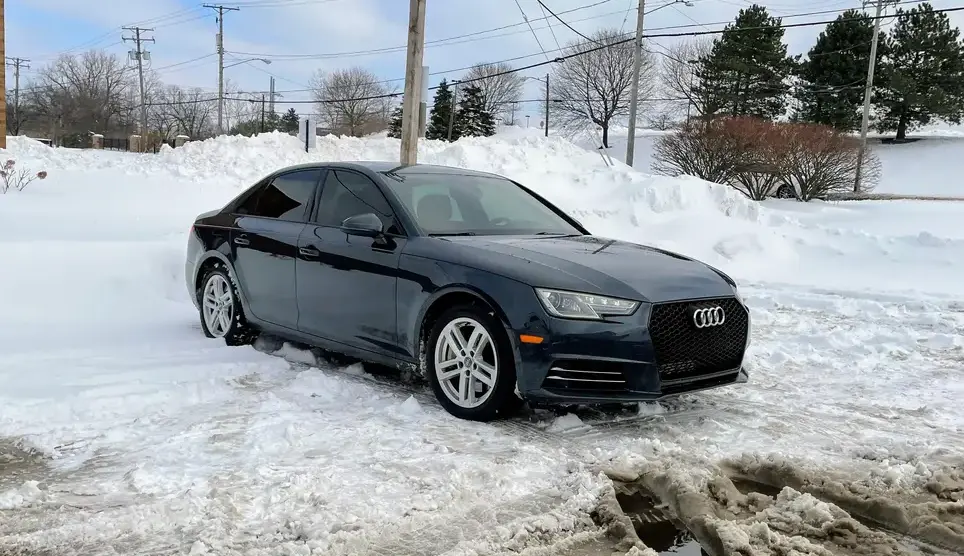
[427, 304, 521, 421]
[775, 185, 796, 199]
[197, 263, 258, 347]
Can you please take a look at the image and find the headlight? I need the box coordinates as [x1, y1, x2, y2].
[535, 288, 639, 320]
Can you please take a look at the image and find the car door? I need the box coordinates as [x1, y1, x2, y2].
[230, 168, 322, 330]
[296, 169, 407, 356]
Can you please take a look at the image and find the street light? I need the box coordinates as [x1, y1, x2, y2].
[225, 57, 271, 69]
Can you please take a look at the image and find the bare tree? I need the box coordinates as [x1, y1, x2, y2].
[27, 50, 135, 141]
[549, 28, 657, 148]
[310, 67, 395, 136]
[461, 62, 525, 122]
[657, 38, 713, 119]
[156, 85, 216, 139]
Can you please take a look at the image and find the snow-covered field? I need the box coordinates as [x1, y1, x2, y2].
[581, 126, 964, 197]
[1, 132, 963, 556]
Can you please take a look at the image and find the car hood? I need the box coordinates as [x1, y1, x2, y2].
[444, 235, 735, 303]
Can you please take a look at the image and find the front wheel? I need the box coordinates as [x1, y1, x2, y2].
[775, 184, 796, 199]
[427, 305, 521, 421]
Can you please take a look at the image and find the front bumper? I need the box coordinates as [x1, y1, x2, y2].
[514, 295, 751, 405]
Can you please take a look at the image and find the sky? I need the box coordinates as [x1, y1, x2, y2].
[7, 0, 964, 121]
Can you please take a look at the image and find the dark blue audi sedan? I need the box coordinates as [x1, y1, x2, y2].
[186, 161, 751, 421]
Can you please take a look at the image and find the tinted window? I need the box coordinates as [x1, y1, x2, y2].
[381, 172, 581, 236]
[314, 171, 400, 233]
[237, 170, 320, 221]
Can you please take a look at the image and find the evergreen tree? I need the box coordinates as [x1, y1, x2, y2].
[454, 84, 495, 137]
[387, 105, 403, 138]
[794, 10, 878, 131]
[279, 108, 299, 133]
[426, 79, 458, 141]
[874, 3, 964, 139]
[693, 4, 797, 120]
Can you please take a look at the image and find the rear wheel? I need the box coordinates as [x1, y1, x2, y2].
[427, 305, 521, 421]
[198, 263, 258, 346]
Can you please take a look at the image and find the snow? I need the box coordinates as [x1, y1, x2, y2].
[1, 131, 963, 555]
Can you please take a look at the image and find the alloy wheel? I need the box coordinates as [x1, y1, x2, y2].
[202, 274, 234, 338]
[434, 317, 499, 409]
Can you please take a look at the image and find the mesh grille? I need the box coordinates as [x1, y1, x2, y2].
[649, 297, 748, 381]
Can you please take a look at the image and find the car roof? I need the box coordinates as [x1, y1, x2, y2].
[272, 161, 505, 179]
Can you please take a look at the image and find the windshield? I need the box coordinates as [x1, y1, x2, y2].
[381, 171, 583, 236]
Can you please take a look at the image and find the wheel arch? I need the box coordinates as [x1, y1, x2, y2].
[414, 285, 518, 378]
[194, 252, 253, 316]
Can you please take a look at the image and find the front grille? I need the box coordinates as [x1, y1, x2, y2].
[542, 359, 629, 393]
[649, 297, 748, 381]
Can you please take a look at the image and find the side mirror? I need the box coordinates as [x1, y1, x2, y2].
[340, 212, 384, 237]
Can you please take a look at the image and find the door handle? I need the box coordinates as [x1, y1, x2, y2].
[299, 247, 320, 257]
[233, 236, 250, 246]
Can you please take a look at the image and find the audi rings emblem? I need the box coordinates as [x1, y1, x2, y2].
[692, 306, 726, 328]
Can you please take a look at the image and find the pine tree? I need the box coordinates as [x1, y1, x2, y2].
[874, 3, 964, 139]
[454, 84, 496, 137]
[426, 79, 458, 141]
[694, 4, 797, 120]
[794, 10, 878, 131]
[280, 108, 300, 133]
[387, 105, 403, 138]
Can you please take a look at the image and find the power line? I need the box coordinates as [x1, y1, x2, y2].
[150, 1, 964, 108]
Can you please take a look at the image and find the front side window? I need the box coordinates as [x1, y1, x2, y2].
[237, 169, 320, 221]
[314, 170, 401, 234]
[381, 172, 582, 236]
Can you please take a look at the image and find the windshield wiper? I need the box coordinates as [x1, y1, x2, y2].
[429, 232, 477, 236]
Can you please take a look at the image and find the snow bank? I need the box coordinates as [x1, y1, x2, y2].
[3, 131, 793, 280]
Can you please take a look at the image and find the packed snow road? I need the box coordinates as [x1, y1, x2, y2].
[1, 135, 963, 555]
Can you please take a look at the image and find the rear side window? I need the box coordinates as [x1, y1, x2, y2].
[237, 169, 321, 221]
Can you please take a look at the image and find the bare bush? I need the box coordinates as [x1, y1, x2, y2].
[653, 117, 880, 201]
[461, 62, 525, 121]
[778, 123, 879, 201]
[311, 67, 396, 136]
[651, 118, 748, 184]
[549, 28, 657, 148]
[0, 160, 48, 193]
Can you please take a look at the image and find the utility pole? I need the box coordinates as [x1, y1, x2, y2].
[1, 0, 7, 149]
[204, 4, 239, 135]
[6, 57, 29, 135]
[122, 27, 154, 140]
[854, 0, 896, 194]
[447, 80, 459, 141]
[625, 0, 647, 167]
[261, 94, 265, 133]
[399, 0, 427, 165]
[268, 76, 276, 116]
[544, 73, 549, 137]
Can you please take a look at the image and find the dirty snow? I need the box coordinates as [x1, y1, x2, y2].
[0, 130, 962, 555]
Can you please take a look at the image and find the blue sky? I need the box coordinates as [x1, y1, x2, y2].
[8, 0, 964, 119]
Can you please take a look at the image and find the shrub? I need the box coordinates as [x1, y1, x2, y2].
[651, 117, 748, 185]
[776, 123, 879, 201]
[652, 117, 880, 201]
[0, 159, 48, 193]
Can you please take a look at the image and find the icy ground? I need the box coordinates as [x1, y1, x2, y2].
[1, 133, 962, 556]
